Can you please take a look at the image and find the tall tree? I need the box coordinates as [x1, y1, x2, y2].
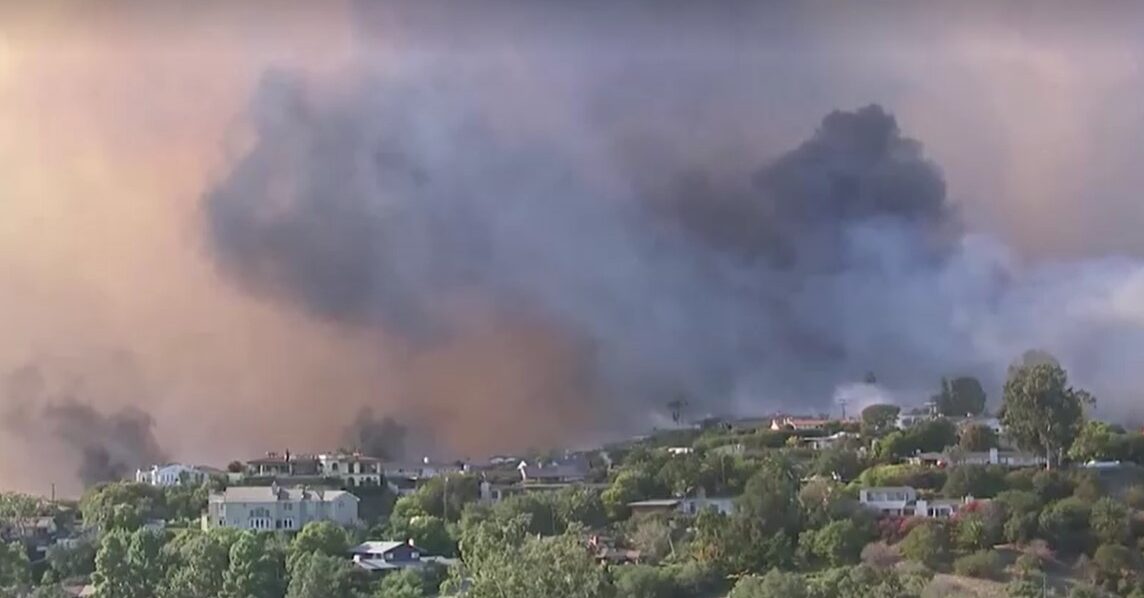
[93, 530, 133, 598]
[158, 532, 228, 598]
[127, 529, 165, 598]
[448, 518, 610, 598]
[285, 552, 353, 598]
[1000, 361, 1092, 469]
[0, 540, 31, 595]
[1068, 421, 1117, 463]
[958, 424, 998, 452]
[223, 532, 284, 598]
[721, 457, 801, 573]
[936, 376, 987, 416]
[860, 404, 900, 438]
[287, 521, 348, 574]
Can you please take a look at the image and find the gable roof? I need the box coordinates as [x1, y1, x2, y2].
[351, 541, 424, 555]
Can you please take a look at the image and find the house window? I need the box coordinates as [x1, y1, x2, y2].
[331, 463, 339, 472]
[283, 518, 295, 529]
[411, 552, 419, 559]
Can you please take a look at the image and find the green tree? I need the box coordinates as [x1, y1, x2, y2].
[936, 376, 987, 416]
[404, 475, 481, 522]
[1090, 497, 1130, 546]
[1090, 543, 1139, 592]
[158, 531, 228, 598]
[0, 540, 31, 595]
[1038, 497, 1091, 553]
[602, 469, 657, 521]
[92, 530, 133, 598]
[611, 565, 679, 598]
[810, 448, 863, 482]
[728, 569, 807, 598]
[47, 538, 97, 580]
[942, 465, 1005, 499]
[222, 531, 284, 598]
[126, 529, 165, 598]
[391, 515, 455, 557]
[287, 521, 348, 573]
[1069, 421, 1117, 463]
[81, 483, 164, 532]
[860, 404, 900, 438]
[954, 512, 997, 552]
[899, 522, 948, 569]
[449, 518, 611, 598]
[958, 424, 998, 452]
[285, 552, 353, 598]
[724, 457, 801, 573]
[373, 568, 425, 598]
[804, 519, 869, 566]
[1000, 361, 1092, 468]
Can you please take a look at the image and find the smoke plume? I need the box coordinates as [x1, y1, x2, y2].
[3, 365, 167, 488]
[6, 2, 1144, 492]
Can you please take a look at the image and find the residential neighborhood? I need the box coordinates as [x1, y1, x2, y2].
[4, 362, 1144, 598]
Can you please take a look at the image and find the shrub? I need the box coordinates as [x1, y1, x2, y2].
[1090, 497, 1130, 545]
[1090, 543, 1140, 591]
[729, 569, 807, 598]
[1014, 552, 1042, 575]
[899, 522, 949, 569]
[1039, 497, 1092, 553]
[1031, 470, 1074, 502]
[860, 542, 899, 570]
[953, 550, 1005, 581]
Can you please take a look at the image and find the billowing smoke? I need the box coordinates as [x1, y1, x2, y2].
[341, 408, 408, 461]
[204, 70, 1144, 429]
[7, 2, 1144, 491]
[3, 365, 167, 488]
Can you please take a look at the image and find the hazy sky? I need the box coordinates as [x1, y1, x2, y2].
[2, 1, 1143, 494]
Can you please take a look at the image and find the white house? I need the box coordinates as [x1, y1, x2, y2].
[859, 486, 975, 519]
[135, 464, 208, 487]
[517, 458, 589, 484]
[317, 453, 383, 487]
[205, 483, 359, 531]
[383, 458, 463, 481]
[627, 488, 736, 517]
[804, 431, 859, 451]
[910, 448, 1046, 468]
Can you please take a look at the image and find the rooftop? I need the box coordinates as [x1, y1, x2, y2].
[627, 499, 682, 508]
[214, 486, 356, 503]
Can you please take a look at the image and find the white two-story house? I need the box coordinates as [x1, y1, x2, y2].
[317, 453, 383, 487]
[205, 484, 359, 531]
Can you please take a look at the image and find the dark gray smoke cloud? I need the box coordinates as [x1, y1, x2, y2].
[203, 22, 1144, 430]
[341, 408, 408, 460]
[203, 65, 972, 420]
[3, 365, 167, 487]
